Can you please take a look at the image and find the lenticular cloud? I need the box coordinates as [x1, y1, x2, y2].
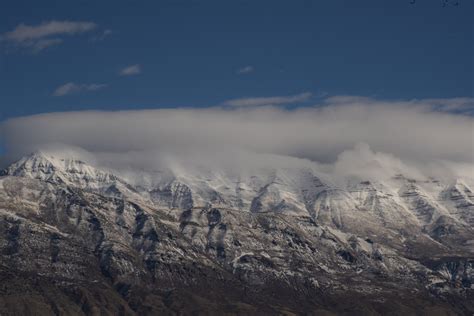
[1, 96, 473, 181]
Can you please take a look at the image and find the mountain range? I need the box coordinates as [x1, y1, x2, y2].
[0, 150, 472, 315]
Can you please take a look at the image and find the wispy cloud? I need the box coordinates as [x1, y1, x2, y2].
[52, 82, 107, 97]
[222, 92, 312, 107]
[30, 38, 63, 53]
[236, 66, 254, 74]
[1, 20, 97, 52]
[326, 95, 474, 115]
[90, 29, 112, 42]
[119, 64, 141, 76]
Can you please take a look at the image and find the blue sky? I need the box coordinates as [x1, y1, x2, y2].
[0, 0, 472, 124]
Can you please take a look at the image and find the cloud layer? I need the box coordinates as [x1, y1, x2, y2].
[1, 96, 473, 181]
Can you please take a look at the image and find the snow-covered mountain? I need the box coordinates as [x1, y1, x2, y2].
[3, 150, 125, 190]
[5, 151, 473, 246]
[0, 150, 473, 314]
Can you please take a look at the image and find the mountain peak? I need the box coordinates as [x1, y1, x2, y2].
[3, 150, 120, 190]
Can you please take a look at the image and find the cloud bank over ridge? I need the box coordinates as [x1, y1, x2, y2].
[1, 96, 473, 182]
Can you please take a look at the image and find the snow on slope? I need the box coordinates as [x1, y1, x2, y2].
[3, 151, 119, 189]
[2, 150, 473, 241]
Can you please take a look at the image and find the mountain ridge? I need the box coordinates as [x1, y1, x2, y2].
[0, 150, 472, 314]
[5, 151, 473, 236]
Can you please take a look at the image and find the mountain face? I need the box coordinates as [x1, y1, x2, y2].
[0, 151, 472, 315]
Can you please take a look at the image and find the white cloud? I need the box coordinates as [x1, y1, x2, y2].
[1, 96, 472, 183]
[119, 64, 141, 76]
[1, 20, 97, 52]
[236, 66, 254, 74]
[332, 142, 425, 182]
[52, 82, 107, 97]
[222, 92, 312, 107]
[4, 21, 96, 42]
